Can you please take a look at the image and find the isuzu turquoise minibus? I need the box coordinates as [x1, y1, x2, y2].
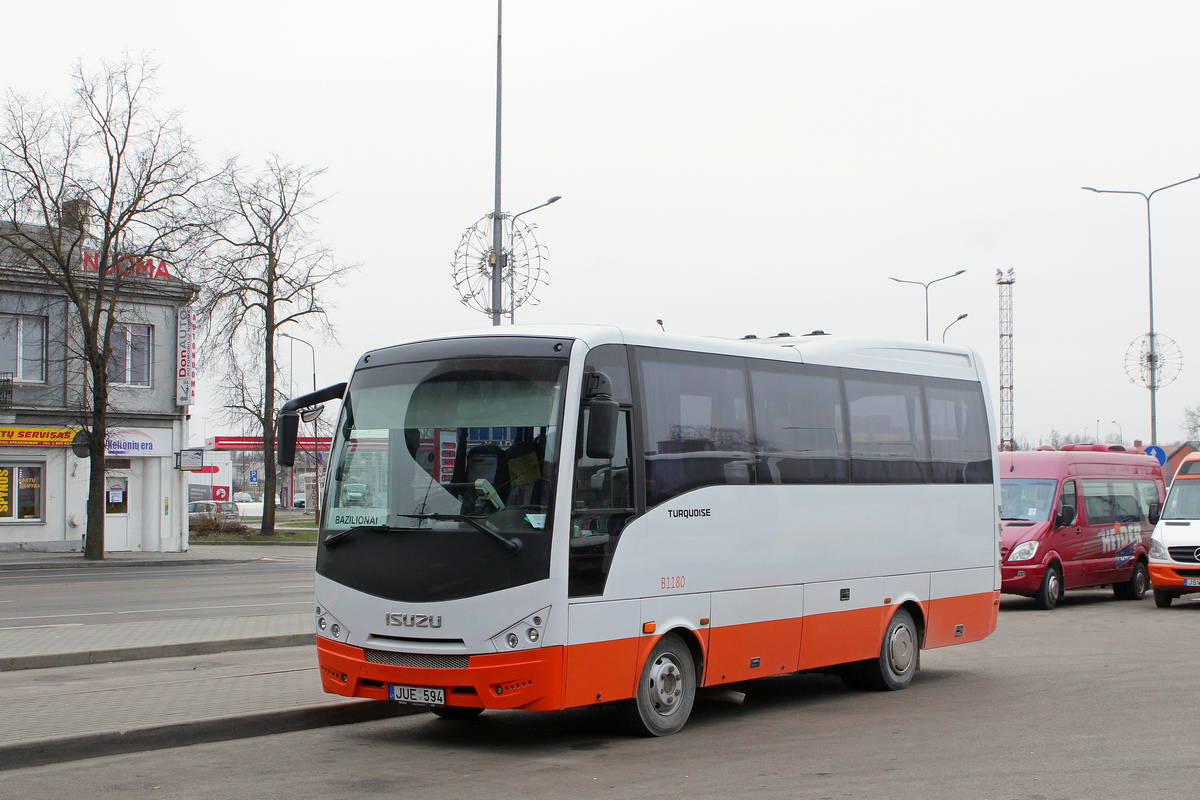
[277, 326, 1001, 735]
[999, 446, 1163, 609]
[1148, 451, 1200, 607]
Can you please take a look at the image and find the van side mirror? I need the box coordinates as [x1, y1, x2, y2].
[1148, 502, 1161, 525]
[277, 411, 300, 467]
[1056, 504, 1076, 527]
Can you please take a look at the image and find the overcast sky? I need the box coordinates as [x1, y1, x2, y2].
[6, 1, 1200, 450]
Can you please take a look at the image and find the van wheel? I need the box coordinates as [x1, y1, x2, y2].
[1036, 564, 1062, 610]
[1154, 588, 1174, 608]
[862, 608, 918, 691]
[1114, 561, 1148, 600]
[623, 633, 696, 736]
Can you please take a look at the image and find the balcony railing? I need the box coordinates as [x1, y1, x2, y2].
[0, 372, 12, 409]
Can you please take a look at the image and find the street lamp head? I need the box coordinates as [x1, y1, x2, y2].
[548, 196, 562, 204]
[1081, 186, 1098, 192]
[956, 313, 968, 321]
[953, 269, 965, 276]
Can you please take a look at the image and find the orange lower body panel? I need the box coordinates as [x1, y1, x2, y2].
[317, 637, 567, 711]
[924, 591, 999, 648]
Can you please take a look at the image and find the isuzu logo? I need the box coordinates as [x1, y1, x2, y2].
[385, 613, 443, 629]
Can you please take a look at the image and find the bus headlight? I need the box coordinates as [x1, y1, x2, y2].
[1008, 540, 1038, 562]
[316, 606, 349, 642]
[1149, 539, 1168, 560]
[491, 607, 552, 652]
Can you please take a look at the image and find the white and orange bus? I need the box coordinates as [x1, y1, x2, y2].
[277, 325, 1001, 735]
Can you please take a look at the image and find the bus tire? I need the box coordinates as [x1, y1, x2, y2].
[1114, 561, 1148, 600]
[1036, 564, 1062, 610]
[863, 608, 918, 691]
[431, 706, 484, 720]
[1154, 588, 1174, 608]
[623, 632, 696, 736]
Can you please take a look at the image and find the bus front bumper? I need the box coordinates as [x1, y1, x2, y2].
[317, 637, 566, 711]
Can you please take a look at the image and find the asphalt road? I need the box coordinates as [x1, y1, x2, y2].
[3, 587, 1197, 800]
[0, 551, 316, 629]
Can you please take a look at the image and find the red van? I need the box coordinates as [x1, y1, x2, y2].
[999, 446, 1164, 609]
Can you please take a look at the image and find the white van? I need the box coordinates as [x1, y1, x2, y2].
[1148, 451, 1200, 607]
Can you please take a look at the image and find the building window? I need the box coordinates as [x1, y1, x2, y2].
[108, 324, 152, 386]
[0, 465, 44, 521]
[0, 314, 47, 382]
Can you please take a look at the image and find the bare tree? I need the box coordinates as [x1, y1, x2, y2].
[1182, 404, 1200, 442]
[0, 56, 216, 560]
[196, 157, 353, 536]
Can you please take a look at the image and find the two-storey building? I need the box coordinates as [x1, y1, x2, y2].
[0, 236, 197, 552]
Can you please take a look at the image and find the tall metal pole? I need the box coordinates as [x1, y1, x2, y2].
[889, 270, 965, 341]
[1083, 174, 1200, 445]
[490, 0, 504, 326]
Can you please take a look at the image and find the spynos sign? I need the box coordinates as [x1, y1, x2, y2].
[176, 306, 196, 406]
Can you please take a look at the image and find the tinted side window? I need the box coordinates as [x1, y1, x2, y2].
[582, 344, 632, 404]
[749, 362, 848, 484]
[845, 371, 929, 483]
[638, 349, 752, 507]
[925, 377, 993, 484]
[1081, 478, 1116, 525]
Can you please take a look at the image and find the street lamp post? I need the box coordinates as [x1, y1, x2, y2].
[889, 270, 966, 341]
[942, 313, 968, 343]
[280, 332, 318, 518]
[1112, 420, 1123, 444]
[506, 196, 561, 323]
[1083, 173, 1200, 445]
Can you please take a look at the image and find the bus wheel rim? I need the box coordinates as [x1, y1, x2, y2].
[648, 654, 684, 715]
[888, 623, 915, 674]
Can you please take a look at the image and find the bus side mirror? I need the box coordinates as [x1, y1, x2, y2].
[1056, 504, 1076, 528]
[1148, 502, 1161, 525]
[277, 411, 300, 467]
[585, 399, 619, 460]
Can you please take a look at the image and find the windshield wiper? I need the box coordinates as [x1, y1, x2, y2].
[323, 524, 408, 550]
[398, 513, 523, 555]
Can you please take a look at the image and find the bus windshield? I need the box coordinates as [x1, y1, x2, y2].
[317, 352, 568, 603]
[1000, 478, 1058, 521]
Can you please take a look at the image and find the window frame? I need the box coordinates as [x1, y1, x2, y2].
[0, 314, 47, 383]
[0, 463, 46, 522]
[107, 323, 153, 387]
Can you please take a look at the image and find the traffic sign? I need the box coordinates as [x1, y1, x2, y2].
[1144, 445, 1167, 466]
[249, 470, 259, 486]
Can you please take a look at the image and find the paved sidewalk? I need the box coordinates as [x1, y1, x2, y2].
[0, 542, 295, 571]
[0, 646, 417, 770]
[0, 613, 315, 671]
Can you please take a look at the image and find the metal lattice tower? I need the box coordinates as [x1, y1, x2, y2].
[996, 269, 1016, 451]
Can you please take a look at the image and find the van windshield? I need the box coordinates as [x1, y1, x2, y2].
[1000, 479, 1057, 521]
[1163, 479, 1200, 520]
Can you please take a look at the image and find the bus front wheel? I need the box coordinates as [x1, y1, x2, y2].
[623, 632, 696, 736]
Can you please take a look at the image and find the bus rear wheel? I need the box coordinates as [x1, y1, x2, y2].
[623, 632, 696, 736]
[862, 608, 918, 691]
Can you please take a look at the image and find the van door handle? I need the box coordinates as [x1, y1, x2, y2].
[1074, 528, 1083, 534]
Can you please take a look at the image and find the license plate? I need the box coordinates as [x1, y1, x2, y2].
[1185, 579, 1200, 587]
[389, 684, 445, 705]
